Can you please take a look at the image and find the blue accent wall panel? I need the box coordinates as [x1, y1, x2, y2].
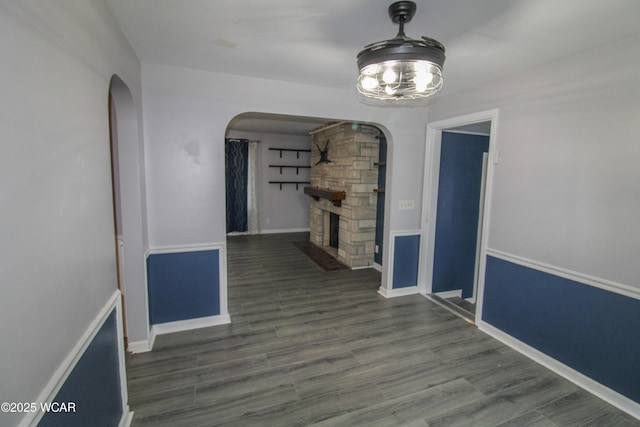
[39, 310, 122, 427]
[392, 235, 420, 288]
[432, 132, 488, 298]
[483, 256, 640, 403]
[147, 250, 220, 324]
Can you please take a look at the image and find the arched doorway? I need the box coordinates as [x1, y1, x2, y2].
[224, 113, 389, 311]
[108, 75, 150, 350]
[225, 113, 388, 268]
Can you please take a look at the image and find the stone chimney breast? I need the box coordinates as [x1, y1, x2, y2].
[307, 123, 380, 268]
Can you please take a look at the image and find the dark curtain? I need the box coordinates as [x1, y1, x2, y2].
[225, 139, 249, 233]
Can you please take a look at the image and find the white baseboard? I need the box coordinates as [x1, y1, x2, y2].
[378, 285, 418, 298]
[373, 262, 382, 272]
[434, 289, 462, 298]
[351, 265, 375, 270]
[130, 314, 231, 353]
[151, 314, 231, 337]
[119, 407, 134, 427]
[128, 333, 156, 354]
[478, 320, 640, 420]
[259, 228, 310, 234]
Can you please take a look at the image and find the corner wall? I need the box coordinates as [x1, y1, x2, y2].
[0, 2, 141, 425]
[428, 35, 640, 414]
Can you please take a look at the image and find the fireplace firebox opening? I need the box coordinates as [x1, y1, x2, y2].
[329, 213, 339, 249]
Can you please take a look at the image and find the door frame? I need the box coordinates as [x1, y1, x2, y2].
[418, 109, 499, 324]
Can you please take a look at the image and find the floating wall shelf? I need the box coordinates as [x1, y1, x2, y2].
[269, 181, 310, 190]
[269, 148, 312, 159]
[269, 165, 311, 175]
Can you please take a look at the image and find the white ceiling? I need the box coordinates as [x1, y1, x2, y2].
[106, 0, 640, 134]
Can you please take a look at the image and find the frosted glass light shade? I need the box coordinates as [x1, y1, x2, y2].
[357, 60, 443, 102]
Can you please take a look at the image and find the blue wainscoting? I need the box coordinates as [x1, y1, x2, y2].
[147, 249, 220, 324]
[432, 132, 489, 298]
[483, 255, 640, 403]
[39, 310, 122, 427]
[392, 235, 420, 288]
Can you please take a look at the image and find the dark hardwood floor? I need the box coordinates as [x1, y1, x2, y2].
[126, 232, 638, 426]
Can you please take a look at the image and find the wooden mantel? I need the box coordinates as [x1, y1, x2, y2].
[304, 186, 346, 207]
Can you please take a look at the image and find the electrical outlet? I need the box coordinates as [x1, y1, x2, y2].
[399, 200, 414, 210]
[375, 244, 379, 254]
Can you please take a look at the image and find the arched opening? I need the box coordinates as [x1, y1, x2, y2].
[108, 86, 126, 338]
[108, 75, 150, 350]
[224, 112, 389, 313]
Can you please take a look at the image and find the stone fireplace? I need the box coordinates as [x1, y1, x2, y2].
[306, 122, 380, 268]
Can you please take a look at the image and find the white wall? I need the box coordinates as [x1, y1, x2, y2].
[0, 1, 142, 424]
[226, 130, 312, 233]
[429, 35, 640, 289]
[142, 63, 428, 285]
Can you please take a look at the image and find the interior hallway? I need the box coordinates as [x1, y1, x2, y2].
[126, 233, 637, 426]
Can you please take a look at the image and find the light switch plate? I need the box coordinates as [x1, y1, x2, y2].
[399, 200, 414, 210]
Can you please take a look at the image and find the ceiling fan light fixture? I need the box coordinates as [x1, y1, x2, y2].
[356, 1, 445, 106]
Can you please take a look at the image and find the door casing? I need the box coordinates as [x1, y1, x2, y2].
[419, 109, 499, 324]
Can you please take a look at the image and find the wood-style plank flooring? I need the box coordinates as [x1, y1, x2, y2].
[127, 232, 638, 426]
